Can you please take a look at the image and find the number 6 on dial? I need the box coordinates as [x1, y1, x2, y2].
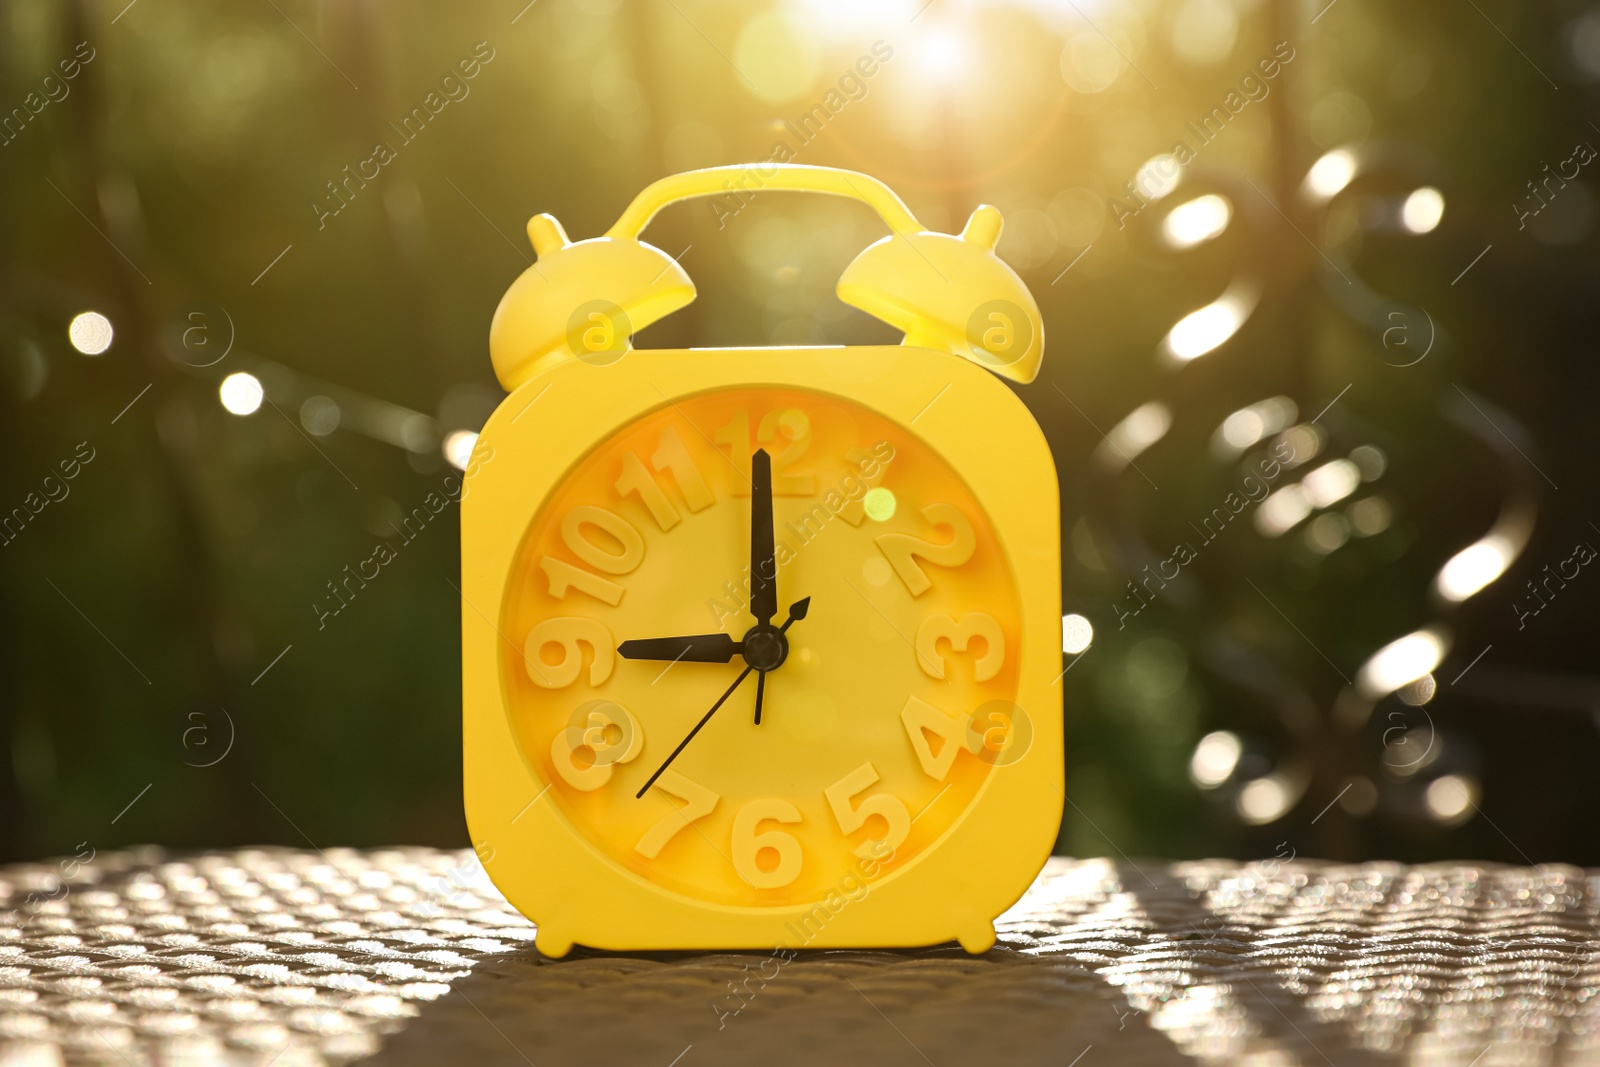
[731, 799, 803, 889]
[825, 762, 910, 860]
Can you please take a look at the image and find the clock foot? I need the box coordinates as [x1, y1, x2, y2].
[535, 925, 573, 958]
[956, 922, 996, 955]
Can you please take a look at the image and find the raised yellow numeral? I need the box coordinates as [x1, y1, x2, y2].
[824, 762, 910, 861]
[914, 613, 1005, 681]
[539, 557, 623, 605]
[652, 426, 714, 512]
[731, 798, 802, 889]
[757, 409, 816, 495]
[619, 426, 716, 530]
[875, 503, 977, 597]
[712, 411, 753, 493]
[901, 695, 969, 781]
[615, 451, 680, 531]
[635, 770, 719, 859]
[715, 409, 816, 496]
[524, 617, 614, 688]
[561, 506, 644, 574]
[550, 701, 641, 791]
[539, 506, 644, 605]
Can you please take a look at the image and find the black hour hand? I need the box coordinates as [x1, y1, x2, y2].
[618, 633, 741, 663]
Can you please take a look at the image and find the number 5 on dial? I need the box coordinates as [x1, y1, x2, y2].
[825, 762, 910, 860]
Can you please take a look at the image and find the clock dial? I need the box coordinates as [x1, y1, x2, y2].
[501, 387, 1023, 908]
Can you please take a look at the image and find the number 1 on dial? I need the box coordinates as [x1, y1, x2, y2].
[616, 451, 680, 530]
[617, 427, 715, 530]
[652, 427, 714, 512]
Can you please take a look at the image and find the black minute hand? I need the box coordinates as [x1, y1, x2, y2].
[750, 448, 777, 627]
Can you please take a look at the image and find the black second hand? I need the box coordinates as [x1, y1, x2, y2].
[636, 665, 754, 799]
[635, 597, 810, 800]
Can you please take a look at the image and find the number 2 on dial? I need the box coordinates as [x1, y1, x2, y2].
[875, 503, 976, 597]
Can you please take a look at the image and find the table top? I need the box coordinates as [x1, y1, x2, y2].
[2, 847, 1596, 1066]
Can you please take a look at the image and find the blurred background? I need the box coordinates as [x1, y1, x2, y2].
[3, 0, 1598, 869]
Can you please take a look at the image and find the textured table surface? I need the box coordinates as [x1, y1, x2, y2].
[2, 848, 1597, 1066]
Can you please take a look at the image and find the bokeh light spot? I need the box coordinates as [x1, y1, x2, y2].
[300, 395, 340, 436]
[1401, 186, 1445, 233]
[1061, 32, 1123, 93]
[444, 430, 480, 471]
[1306, 148, 1357, 199]
[1190, 730, 1241, 788]
[69, 311, 114, 355]
[1302, 459, 1361, 508]
[1061, 613, 1093, 655]
[1163, 194, 1232, 248]
[1305, 512, 1351, 554]
[1098, 402, 1171, 468]
[1425, 774, 1477, 824]
[1165, 299, 1245, 361]
[1135, 154, 1182, 201]
[219, 372, 264, 416]
[1358, 628, 1447, 699]
[1348, 496, 1393, 537]
[733, 14, 819, 104]
[862, 555, 892, 587]
[1237, 774, 1293, 824]
[1436, 536, 1512, 602]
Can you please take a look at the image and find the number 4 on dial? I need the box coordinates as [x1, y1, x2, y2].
[901, 696, 969, 781]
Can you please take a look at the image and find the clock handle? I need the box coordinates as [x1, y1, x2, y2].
[489, 165, 1044, 390]
[604, 164, 926, 239]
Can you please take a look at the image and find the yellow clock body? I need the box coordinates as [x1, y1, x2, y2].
[461, 165, 1061, 957]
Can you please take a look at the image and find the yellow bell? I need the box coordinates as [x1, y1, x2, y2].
[488, 214, 695, 391]
[487, 165, 1045, 389]
[838, 204, 1043, 384]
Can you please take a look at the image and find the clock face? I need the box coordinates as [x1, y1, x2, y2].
[500, 386, 1024, 908]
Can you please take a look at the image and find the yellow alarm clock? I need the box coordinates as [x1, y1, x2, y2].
[461, 164, 1060, 957]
